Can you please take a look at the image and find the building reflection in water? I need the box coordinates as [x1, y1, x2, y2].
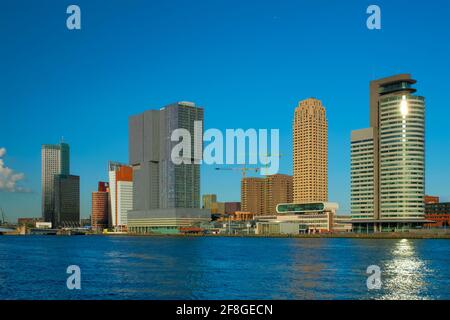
[380, 239, 431, 300]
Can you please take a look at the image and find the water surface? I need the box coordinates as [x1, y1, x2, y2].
[0, 236, 449, 299]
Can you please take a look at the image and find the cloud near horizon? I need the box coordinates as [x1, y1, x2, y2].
[0, 147, 31, 193]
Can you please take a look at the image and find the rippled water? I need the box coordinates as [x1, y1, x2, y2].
[0, 236, 449, 299]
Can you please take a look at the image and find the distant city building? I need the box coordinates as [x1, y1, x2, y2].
[224, 202, 241, 214]
[127, 102, 210, 234]
[211, 202, 225, 214]
[424, 195, 440, 204]
[293, 98, 328, 203]
[17, 217, 43, 227]
[241, 174, 293, 216]
[41, 143, 69, 224]
[92, 182, 110, 231]
[351, 74, 426, 232]
[202, 194, 217, 209]
[36, 222, 52, 229]
[54, 174, 80, 227]
[108, 162, 133, 231]
[425, 202, 450, 228]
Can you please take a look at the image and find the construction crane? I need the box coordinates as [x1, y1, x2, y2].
[259, 153, 283, 176]
[215, 153, 284, 178]
[214, 166, 261, 179]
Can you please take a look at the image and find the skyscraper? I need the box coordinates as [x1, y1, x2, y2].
[264, 174, 293, 215]
[54, 174, 80, 227]
[241, 174, 293, 216]
[108, 162, 133, 231]
[351, 74, 426, 232]
[293, 98, 328, 203]
[92, 182, 110, 231]
[41, 143, 70, 224]
[241, 177, 265, 216]
[127, 102, 210, 234]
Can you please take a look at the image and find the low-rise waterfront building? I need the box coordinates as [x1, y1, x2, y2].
[127, 208, 210, 234]
[255, 202, 347, 235]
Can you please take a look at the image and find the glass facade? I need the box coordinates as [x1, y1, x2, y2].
[277, 202, 325, 213]
[379, 95, 425, 219]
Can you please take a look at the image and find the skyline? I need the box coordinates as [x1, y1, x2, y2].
[2, 0, 450, 220]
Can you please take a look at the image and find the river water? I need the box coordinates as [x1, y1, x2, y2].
[0, 236, 449, 299]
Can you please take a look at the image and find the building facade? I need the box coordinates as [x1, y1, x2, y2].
[202, 194, 217, 209]
[255, 202, 345, 234]
[54, 174, 80, 227]
[351, 74, 426, 232]
[108, 162, 133, 231]
[241, 177, 265, 215]
[127, 102, 210, 234]
[425, 202, 450, 227]
[241, 174, 293, 216]
[351, 128, 376, 220]
[424, 195, 439, 204]
[293, 98, 328, 203]
[41, 143, 69, 224]
[224, 202, 241, 214]
[91, 182, 109, 231]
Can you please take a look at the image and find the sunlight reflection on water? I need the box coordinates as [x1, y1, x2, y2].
[380, 239, 431, 300]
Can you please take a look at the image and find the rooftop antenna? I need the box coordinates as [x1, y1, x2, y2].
[61, 136, 64, 143]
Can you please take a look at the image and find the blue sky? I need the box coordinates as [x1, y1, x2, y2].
[1, 0, 449, 220]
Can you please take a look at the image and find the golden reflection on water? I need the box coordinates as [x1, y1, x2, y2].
[380, 239, 429, 300]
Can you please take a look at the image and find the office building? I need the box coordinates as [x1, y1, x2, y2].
[41, 143, 69, 223]
[91, 182, 109, 231]
[108, 162, 133, 231]
[293, 98, 328, 203]
[351, 74, 427, 232]
[54, 174, 80, 227]
[127, 102, 210, 234]
[265, 174, 293, 215]
[202, 194, 217, 209]
[241, 177, 265, 216]
[425, 202, 450, 227]
[211, 202, 225, 214]
[241, 174, 293, 216]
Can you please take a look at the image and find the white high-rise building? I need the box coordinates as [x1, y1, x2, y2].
[351, 74, 426, 232]
[108, 161, 133, 231]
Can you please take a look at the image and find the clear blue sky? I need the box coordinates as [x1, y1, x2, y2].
[1, 0, 449, 220]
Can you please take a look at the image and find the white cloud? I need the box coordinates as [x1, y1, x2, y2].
[0, 148, 30, 193]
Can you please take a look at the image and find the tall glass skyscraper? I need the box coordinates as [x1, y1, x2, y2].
[351, 74, 426, 232]
[127, 102, 209, 234]
[41, 143, 70, 224]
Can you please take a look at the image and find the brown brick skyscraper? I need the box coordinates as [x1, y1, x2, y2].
[293, 98, 328, 203]
[241, 174, 293, 215]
